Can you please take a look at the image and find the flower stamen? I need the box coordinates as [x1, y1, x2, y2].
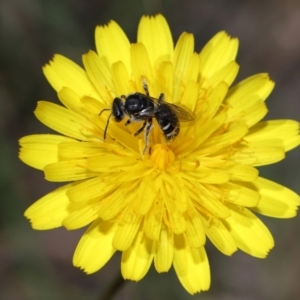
[150, 144, 175, 170]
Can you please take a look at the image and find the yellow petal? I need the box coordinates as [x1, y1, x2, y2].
[82, 51, 113, 104]
[43, 54, 98, 98]
[44, 159, 98, 182]
[111, 61, 132, 96]
[153, 226, 174, 272]
[34, 101, 94, 141]
[138, 14, 173, 68]
[190, 182, 231, 219]
[224, 163, 258, 182]
[204, 81, 228, 119]
[198, 124, 249, 156]
[183, 53, 201, 83]
[121, 229, 153, 280]
[161, 182, 186, 234]
[246, 120, 300, 152]
[163, 211, 185, 236]
[24, 183, 74, 229]
[173, 53, 200, 105]
[173, 32, 195, 95]
[66, 177, 114, 203]
[232, 141, 285, 166]
[223, 205, 274, 258]
[176, 112, 227, 155]
[95, 20, 131, 72]
[236, 102, 268, 128]
[201, 215, 237, 256]
[180, 80, 199, 112]
[155, 61, 173, 102]
[57, 87, 83, 113]
[208, 61, 239, 88]
[113, 204, 142, 251]
[87, 154, 137, 172]
[184, 206, 206, 248]
[223, 182, 260, 207]
[19, 134, 73, 170]
[163, 172, 188, 212]
[130, 43, 155, 92]
[73, 219, 116, 274]
[226, 73, 274, 108]
[199, 31, 238, 81]
[106, 163, 152, 183]
[58, 141, 107, 158]
[63, 203, 99, 229]
[135, 173, 157, 215]
[182, 169, 230, 185]
[250, 177, 300, 218]
[173, 234, 210, 294]
[144, 192, 163, 241]
[98, 181, 140, 220]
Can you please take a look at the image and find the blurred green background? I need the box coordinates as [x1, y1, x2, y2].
[1, 0, 300, 299]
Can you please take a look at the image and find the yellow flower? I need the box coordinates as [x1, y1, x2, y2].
[19, 14, 300, 294]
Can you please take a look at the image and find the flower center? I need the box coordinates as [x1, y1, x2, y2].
[150, 144, 175, 170]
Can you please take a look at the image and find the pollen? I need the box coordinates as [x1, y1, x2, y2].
[150, 144, 175, 170]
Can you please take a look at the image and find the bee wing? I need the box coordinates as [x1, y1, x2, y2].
[167, 103, 195, 122]
[150, 95, 195, 125]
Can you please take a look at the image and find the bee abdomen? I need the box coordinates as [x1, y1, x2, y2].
[157, 119, 180, 140]
[165, 126, 180, 140]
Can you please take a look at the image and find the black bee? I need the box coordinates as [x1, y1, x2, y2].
[100, 81, 194, 152]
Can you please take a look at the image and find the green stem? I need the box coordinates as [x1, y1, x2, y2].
[99, 273, 126, 300]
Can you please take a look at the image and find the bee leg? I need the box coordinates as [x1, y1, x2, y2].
[142, 79, 150, 96]
[134, 121, 147, 136]
[125, 119, 131, 126]
[143, 118, 153, 154]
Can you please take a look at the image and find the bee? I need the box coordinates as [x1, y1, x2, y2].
[100, 81, 194, 152]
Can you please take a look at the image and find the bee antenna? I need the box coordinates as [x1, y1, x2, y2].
[99, 108, 111, 116]
[158, 93, 165, 104]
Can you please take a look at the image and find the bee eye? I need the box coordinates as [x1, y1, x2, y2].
[114, 111, 125, 122]
[112, 98, 125, 122]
